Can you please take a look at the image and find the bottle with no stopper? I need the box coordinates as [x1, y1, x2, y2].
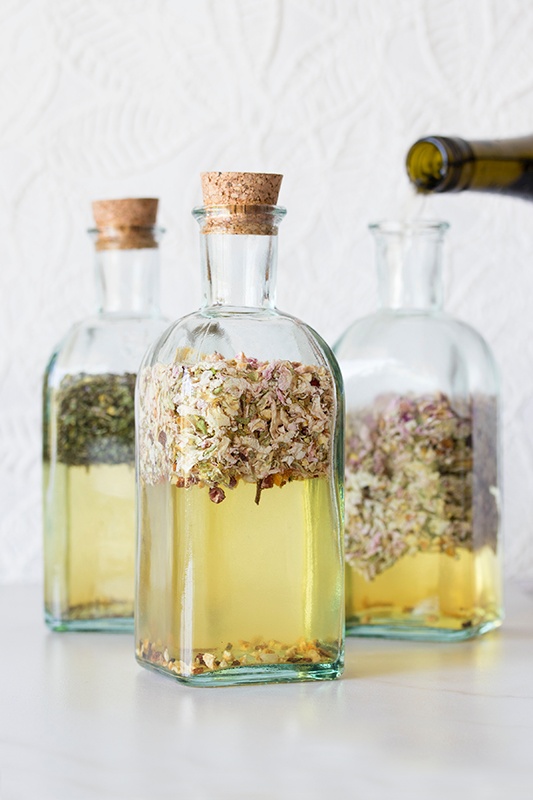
[334, 220, 503, 640]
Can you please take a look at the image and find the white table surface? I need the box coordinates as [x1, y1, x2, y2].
[1, 584, 532, 800]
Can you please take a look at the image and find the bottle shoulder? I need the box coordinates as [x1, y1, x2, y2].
[336, 309, 495, 356]
[334, 309, 499, 398]
[145, 307, 340, 374]
[45, 313, 169, 383]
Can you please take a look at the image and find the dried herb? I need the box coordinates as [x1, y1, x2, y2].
[139, 351, 335, 502]
[56, 372, 136, 467]
[62, 599, 134, 620]
[345, 392, 499, 581]
[137, 636, 338, 677]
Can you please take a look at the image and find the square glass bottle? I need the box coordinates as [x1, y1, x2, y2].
[135, 173, 345, 685]
[43, 199, 168, 631]
[334, 221, 502, 640]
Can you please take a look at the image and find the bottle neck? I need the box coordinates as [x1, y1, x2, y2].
[194, 204, 285, 310]
[372, 223, 447, 312]
[95, 247, 161, 316]
[200, 233, 277, 309]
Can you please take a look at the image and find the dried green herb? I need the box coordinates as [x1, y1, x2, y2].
[56, 372, 136, 467]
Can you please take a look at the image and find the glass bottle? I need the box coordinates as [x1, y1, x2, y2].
[135, 172, 344, 686]
[406, 134, 533, 199]
[43, 198, 168, 631]
[334, 221, 502, 640]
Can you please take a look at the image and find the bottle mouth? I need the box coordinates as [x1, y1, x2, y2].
[369, 220, 450, 236]
[192, 204, 287, 235]
[406, 136, 473, 192]
[406, 139, 447, 191]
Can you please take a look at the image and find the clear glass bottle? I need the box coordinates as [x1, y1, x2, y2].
[135, 172, 344, 686]
[406, 134, 533, 199]
[43, 198, 168, 631]
[334, 221, 502, 640]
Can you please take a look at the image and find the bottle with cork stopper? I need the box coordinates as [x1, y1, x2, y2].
[135, 172, 344, 686]
[43, 198, 168, 631]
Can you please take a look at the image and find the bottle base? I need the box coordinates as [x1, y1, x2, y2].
[45, 612, 134, 633]
[136, 654, 344, 687]
[346, 616, 502, 641]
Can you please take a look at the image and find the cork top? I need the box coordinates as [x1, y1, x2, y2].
[201, 172, 283, 206]
[199, 173, 283, 235]
[92, 198, 159, 250]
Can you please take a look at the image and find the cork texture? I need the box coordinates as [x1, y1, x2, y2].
[92, 198, 159, 250]
[201, 172, 282, 206]
[200, 173, 283, 235]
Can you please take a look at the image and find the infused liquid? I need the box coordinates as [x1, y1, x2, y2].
[136, 476, 344, 684]
[346, 545, 502, 638]
[44, 462, 135, 629]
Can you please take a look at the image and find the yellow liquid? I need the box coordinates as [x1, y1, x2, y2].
[44, 462, 135, 628]
[346, 546, 502, 639]
[136, 477, 343, 683]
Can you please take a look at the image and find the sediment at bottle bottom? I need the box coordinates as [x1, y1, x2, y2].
[137, 637, 340, 678]
[346, 545, 502, 638]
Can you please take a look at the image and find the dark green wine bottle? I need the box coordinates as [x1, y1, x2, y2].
[406, 134, 533, 199]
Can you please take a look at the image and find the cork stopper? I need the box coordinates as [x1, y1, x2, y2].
[200, 172, 283, 235]
[201, 172, 282, 206]
[92, 198, 159, 250]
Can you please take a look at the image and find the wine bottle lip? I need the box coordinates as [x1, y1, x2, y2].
[406, 136, 473, 192]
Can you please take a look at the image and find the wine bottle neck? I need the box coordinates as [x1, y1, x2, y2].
[406, 134, 533, 199]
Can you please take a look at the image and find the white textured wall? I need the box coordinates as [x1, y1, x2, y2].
[1, 0, 533, 582]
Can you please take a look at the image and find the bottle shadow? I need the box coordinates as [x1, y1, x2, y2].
[342, 631, 502, 680]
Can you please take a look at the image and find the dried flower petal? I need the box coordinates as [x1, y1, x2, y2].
[137, 637, 338, 675]
[345, 392, 499, 580]
[209, 486, 226, 504]
[139, 352, 335, 503]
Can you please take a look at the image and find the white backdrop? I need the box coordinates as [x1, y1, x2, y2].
[1, 0, 533, 582]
